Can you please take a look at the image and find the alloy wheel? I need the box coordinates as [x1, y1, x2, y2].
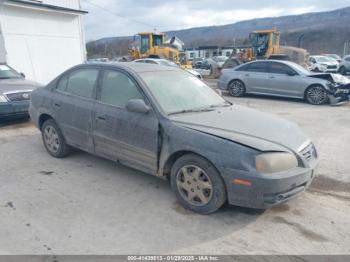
[229, 80, 245, 96]
[176, 165, 213, 206]
[306, 86, 328, 105]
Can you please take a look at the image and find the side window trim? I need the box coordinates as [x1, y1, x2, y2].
[96, 68, 149, 110]
[54, 67, 100, 100]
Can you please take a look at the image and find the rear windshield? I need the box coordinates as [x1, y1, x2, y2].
[0, 65, 22, 79]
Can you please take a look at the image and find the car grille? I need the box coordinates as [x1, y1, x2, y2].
[299, 143, 317, 162]
[5, 91, 31, 102]
[327, 65, 337, 69]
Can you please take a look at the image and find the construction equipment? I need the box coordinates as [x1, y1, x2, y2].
[129, 32, 192, 68]
[235, 28, 309, 66]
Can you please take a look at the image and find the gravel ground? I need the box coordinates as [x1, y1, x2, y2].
[0, 81, 349, 255]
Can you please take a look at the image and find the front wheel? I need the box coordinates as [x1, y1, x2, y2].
[305, 85, 329, 105]
[170, 154, 226, 214]
[228, 80, 246, 97]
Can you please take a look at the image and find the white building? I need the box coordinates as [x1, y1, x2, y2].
[0, 0, 87, 84]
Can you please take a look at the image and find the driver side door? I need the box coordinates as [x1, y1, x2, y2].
[93, 69, 159, 175]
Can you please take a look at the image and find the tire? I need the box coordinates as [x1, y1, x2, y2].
[305, 85, 329, 105]
[339, 66, 346, 75]
[170, 154, 226, 214]
[41, 119, 70, 158]
[228, 79, 246, 97]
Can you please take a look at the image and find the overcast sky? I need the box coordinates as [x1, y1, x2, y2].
[81, 0, 350, 41]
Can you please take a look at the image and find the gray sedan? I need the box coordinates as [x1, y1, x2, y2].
[0, 64, 40, 119]
[218, 60, 350, 105]
[29, 63, 318, 214]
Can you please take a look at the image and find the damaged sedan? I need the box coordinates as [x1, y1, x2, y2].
[218, 60, 350, 105]
[29, 63, 318, 214]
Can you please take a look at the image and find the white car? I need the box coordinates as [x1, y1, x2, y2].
[308, 55, 339, 72]
[133, 58, 203, 79]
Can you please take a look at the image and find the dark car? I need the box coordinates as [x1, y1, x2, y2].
[29, 63, 318, 214]
[0, 64, 40, 119]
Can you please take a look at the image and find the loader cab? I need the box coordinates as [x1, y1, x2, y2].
[249, 30, 280, 58]
[137, 33, 164, 54]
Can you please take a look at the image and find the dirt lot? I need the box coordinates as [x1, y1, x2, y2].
[1, 80, 350, 255]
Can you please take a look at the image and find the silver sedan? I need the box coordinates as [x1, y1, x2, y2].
[218, 60, 350, 105]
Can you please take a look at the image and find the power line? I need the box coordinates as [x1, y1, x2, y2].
[82, 0, 156, 29]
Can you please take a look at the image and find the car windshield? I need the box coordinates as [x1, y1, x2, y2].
[140, 70, 229, 115]
[0, 65, 22, 79]
[314, 56, 332, 63]
[291, 63, 311, 75]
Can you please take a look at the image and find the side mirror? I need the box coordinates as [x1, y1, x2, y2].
[286, 71, 296, 76]
[20, 72, 25, 78]
[126, 99, 150, 114]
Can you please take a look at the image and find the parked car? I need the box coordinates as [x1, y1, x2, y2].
[218, 60, 350, 105]
[30, 62, 318, 214]
[212, 56, 228, 69]
[0, 64, 40, 119]
[192, 58, 204, 68]
[322, 54, 342, 63]
[133, 58, 202, 79]
[338, 55, 350, 75]
[308, 55, 339, 72]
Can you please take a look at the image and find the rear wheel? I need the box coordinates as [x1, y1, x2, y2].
[305, 85, 329, 105]
[170, 154, 226, 214]
[339, 66, 347, 75]
[41, 119, 70, 158]
[228, 80, 246, 97]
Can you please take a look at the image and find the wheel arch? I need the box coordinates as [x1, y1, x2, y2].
[38, 113, 54, 131]
[162, 150, 219, 180]
[227, 78, 245, 89]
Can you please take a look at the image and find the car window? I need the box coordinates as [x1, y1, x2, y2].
[66, 69, 98, 98]
[56, 74, 68, 91]
[135, 60, 145, 63]
[269, 62, 296, 75]
[145, 60, 157, 64]
[0, 64, 22, 79]
[236, 63, 251, 71]
[99, 70, 143, 108]
[246, 62, 268, 73]
[345, 57, 350, 62]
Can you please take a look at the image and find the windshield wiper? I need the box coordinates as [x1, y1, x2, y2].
[168, 107, 215, 116]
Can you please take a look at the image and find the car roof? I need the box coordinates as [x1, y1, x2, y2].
[80, 62, 180, 73]
[242, 59, 298, 67]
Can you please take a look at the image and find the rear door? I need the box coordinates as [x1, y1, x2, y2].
[266, 62, 305, 97]
[51, 67, 99, 153]
[93, 69, 159, 174]
[237, 62, 269, 93]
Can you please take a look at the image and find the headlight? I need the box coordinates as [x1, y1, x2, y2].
[0, 95, 8, 103]
[255, 152, 298, 174]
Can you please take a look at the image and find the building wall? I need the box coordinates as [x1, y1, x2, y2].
[0, 1, 85, 84]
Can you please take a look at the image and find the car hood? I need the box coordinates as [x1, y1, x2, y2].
[170, 105, 309, 152]
[308, 73, 350, 85]
[0, 78, 41, 93]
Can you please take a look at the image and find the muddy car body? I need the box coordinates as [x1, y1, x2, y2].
[29, 63, 318, 214]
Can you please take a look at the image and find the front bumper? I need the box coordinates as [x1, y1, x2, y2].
[0, 100, 30, 118]
[223, 166, 317, 209]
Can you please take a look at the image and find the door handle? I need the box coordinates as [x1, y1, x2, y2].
[269, 76, 275, 79]
[53, 103, 61, 108]
[97, 115, 106, 121]
[245, 73, 250, 77]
